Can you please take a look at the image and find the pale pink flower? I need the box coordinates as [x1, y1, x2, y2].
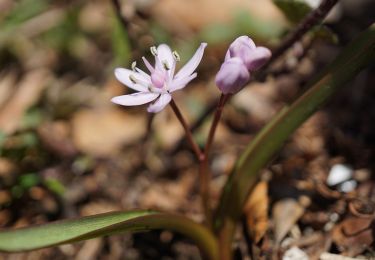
[112, 43, 207, 113]
[216, 36, 271, 94]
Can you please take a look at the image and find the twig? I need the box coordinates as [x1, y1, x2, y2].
[264, 0, 339, 70]
[142, 113, 155, 142]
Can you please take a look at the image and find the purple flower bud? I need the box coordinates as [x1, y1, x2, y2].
[215, 57, 250, 94]
[227, 36, 256, 60]
[242, 47, 272, 71]
[216, 36, 271, 94]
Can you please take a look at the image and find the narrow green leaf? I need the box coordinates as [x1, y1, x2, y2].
[0, 211, 218, 259]
[111, 11, 131, 67]
[215, 24, 375, 233]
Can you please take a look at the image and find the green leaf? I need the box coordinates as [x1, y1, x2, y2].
[111, 11, 131, 67]
[19, 173, 40, 189]
[215, 24, 375, 234]
[2, 0, 48, 28]
[0, 211, 218, 259]
[43, 178, 65, 195]
[273, 0, 312, 23]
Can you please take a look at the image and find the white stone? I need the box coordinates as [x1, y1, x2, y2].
[327, 164, 353, 186]
[338, 180, 357, 193]
[283, 246, 309, 260]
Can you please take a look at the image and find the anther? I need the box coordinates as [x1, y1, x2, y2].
[150, 46, 158, 56]
[131, 61, 137, 71]
[129, 74, 137, 84]
[162, 60, 170, 70]
[172, 51, 180, 61]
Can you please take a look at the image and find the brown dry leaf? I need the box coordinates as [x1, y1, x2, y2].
[0, 71, 16, 108]
[80, 201, 121, 216]
[76, 238, 103, 260]
[320, 253, 361, 260]
[151, 0, 286, 34]
[244, 181, 269, 243]
[139, 172, 195, 212]
[0, 69, 51, 134]
[37, 121, 77, 158]
[273, 198, 306, 244]
[72, 108, 146, 157]
[0, 158, 17, 179]
[332, 217, 374, 257]
[291, 112, 328, 157]
[232, 82, 278, 124]
[153, 110, 184, 150]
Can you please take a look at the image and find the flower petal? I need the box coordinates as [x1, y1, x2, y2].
[215, 57, 250, 94]
[155, 44, 175, 72]
[142, 57, 155, 73]
[135, 67, 151, 81]
[111, 92, 159, 106]
[229, 36, 256, 54]
[147, 93, 172, 113]
[224, 49, 231, 61]
[169, 73, 197, 92]
[115, 68, 150, 92]
[243, 46, 271, 71]
[174, 43, 207, 79]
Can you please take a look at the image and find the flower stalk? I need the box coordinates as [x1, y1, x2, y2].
[169, 99, 203, 161]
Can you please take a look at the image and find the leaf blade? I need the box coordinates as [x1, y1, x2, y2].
[0, 211, 218, 259]
[0, 210, 153, 252]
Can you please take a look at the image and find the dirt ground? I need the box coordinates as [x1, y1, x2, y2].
[0, 0, 374, 259]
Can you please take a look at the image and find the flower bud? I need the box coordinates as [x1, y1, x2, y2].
[215, 57, 250, 94]
[242, 46, 272, 71]
[216, 36, 271, 94]
[227, 36, 256, 60]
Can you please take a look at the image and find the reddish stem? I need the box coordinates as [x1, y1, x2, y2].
[169, 99, 203, 161]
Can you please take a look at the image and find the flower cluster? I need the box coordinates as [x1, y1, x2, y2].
[111, 43, 207, 113]
[215, 36, 271, 94]
[112, 36, 271, 112]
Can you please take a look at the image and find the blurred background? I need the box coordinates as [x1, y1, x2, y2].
[0, 0, 374, 259]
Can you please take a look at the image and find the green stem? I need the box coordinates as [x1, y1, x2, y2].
[214, 24, 375, 255]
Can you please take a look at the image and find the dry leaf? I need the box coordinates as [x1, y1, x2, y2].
[0, 69, 50, 134]
[244, 181, 269, 243]
[332, 217, 374, 257]
[273, 198, 305, 244]
[38, 121, 77, 158]
[140, 172, 195, 212]
[151, 0, 286, 34]
[72, 108, 146, 157]
[76, 238, 103, 260]
[0, 71, 16, 108]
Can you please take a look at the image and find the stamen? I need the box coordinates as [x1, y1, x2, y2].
[150, 46, 158, 56]
[129, 74, 137, 84]
[172, 51, 180, 61]
[162, 60, 170, 70]
[131, 61, 137, 71]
